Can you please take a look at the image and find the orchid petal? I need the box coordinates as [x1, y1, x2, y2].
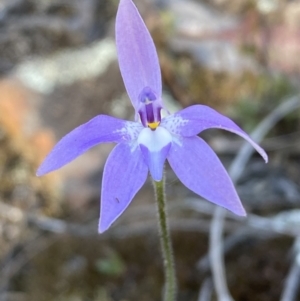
[168, 136, 246, 216]
[37, 115, 142, 176]
[99, 142, 148, 233]
[116, 0, 162, 110]
[138, 127, 172, 181]
[161, 105, 268, 162]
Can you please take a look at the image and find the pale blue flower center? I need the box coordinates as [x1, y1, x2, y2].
[138, 127, 172, 152]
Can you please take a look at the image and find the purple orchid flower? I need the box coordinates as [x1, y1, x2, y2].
[37, 0, 268, 233]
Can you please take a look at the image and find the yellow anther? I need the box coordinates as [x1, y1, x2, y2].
[148, 122, 160, 130]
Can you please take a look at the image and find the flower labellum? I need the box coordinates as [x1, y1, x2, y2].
[37, 0, 268, 233]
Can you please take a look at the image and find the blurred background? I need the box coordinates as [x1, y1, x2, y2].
[0, 0, 300, 300]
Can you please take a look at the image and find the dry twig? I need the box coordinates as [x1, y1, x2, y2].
[280, 237, 300, 301]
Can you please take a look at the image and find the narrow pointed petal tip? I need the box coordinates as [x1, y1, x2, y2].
[168, 136, 247, 216]
[162, 105, 268, 163]
[231, 202, 247, 217]
[116, 0, 162, 109]
[99, 143, 148, 233]
[262, 150, 268, 163]
[239, 208, 247, 217]
[36, 167, 47, 177]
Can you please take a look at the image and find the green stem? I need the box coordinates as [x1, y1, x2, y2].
[154, 178, 177, 301]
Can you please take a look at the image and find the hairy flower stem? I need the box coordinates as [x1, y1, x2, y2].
[154, 178, 177, 301]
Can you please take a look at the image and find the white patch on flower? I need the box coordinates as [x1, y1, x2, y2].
[128, 140, 139, 153]
[114, 122, 143, 141]
[161, 115, 189, 135]
[171, 135, 183, 147]
[138, 127, 172, 152]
